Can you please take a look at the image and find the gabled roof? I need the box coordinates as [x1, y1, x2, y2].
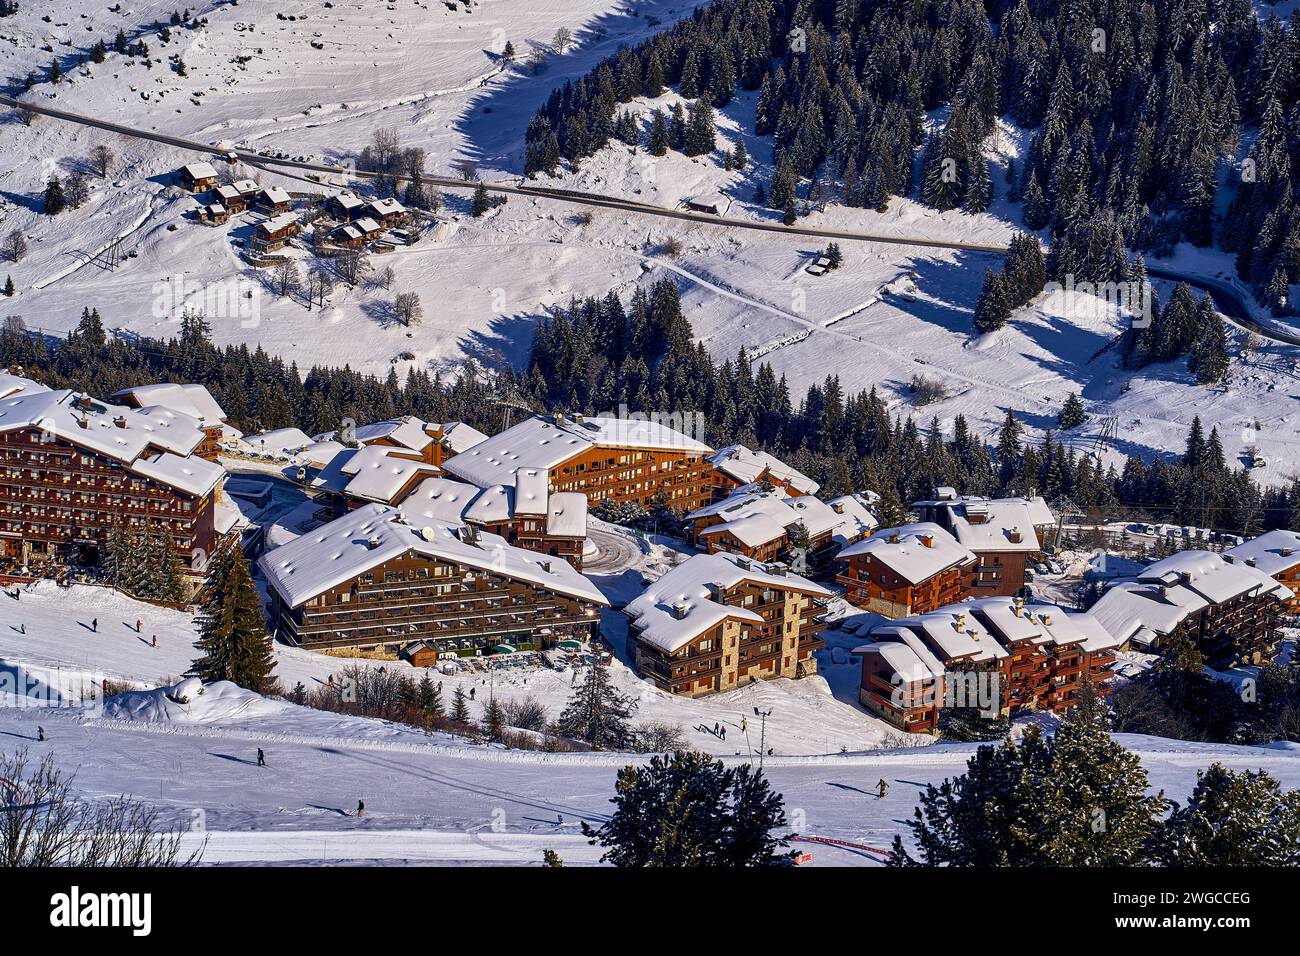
[257, 503, 607, 610]
[0, 381, 220, 496]
[396, 475, 589, 539]
[257, 212, 300, 236]
[625, 552, 830, 654]
[708, 444, 819, 495]
[352, 416, 434, 454]
[837, 522, 976, 584]
[1224, 529, 1300, 577]
[444, 414, 711, 489]
[311, 445, 441, 504]
[110, 382, 227, 426]
[182, 161, 219, 180]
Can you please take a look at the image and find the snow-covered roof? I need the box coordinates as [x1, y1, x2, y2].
[916, 493, 1054, 553]
[899, 608, 1010, 664]
[310, 445, 440, 504]
[352, 416, 434, 454]
[1224, 529, 1300, 577]
[368, 197, 406, 217]
[0, 372, 50, 400]
[333, 193, 366, 210]
[1090, 550, 1291, 644]
[435, 421, 489, 455]
[129, 451, 224, 497]
[690, 488, 876, 550]
[216, 184, 242, 202]
[444, 414, 712, 489]
[260, 186, 292, 205]
[0, 387, 221, 496]
[258, 503, 607, 610]
[547, 492, 587, 538]
[353, 216, 383, 234]
[625, 552, 830, 654]
[257, 212, 300, 236]
[110, 382, 227, 427]
[708, 444, 819, 495]
[396, 475, 588, 539]
[232, 179, 259, 194]
[333, 225, 363, 241]
[513, 468, 550, 515]
[293, 440, 348, 469]
[851, 640, 941, 683]
[182, 161, 218, 180]
[837, 522, 976, 584]
[246, 427, 314, 457]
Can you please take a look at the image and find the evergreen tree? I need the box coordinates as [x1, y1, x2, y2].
[43, 176, 66, 215]
[892, 680, 1162, 866]
[973, 269, 1011, 334]
[483, 695, 507, 741]
[471, 181, 490, 217]
[1148, 763, 1300, 865]
[450, 685, 471, 723]
[556, 656, 636, 749]
[683, 99, 716, 156]
[3, 275, 12, 297]
[1058, 392, 1087, 430]
[189, 551, 275, 693]
[647, 109, 669, 156]
[583, 750, 792, 866]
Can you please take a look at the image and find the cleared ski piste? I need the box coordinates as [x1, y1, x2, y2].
[5, 689, 1300, 865]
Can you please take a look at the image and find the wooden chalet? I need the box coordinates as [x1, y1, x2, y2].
[836, 522, 976, 617]
[626, 553, 829, 697]
[443, 413, 714, 514]
[0, 373, 226, 587]
[258, 504, 608, 657]
[251, 213, 301, 254]
[179, 161, 219, 193]
[1224, 529, 1300, 613]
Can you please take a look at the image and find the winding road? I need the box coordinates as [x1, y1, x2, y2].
[4, 94, 1297, 347]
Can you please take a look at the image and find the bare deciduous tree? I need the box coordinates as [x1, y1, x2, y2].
[0, 749, 204, 867]
[271, 259, 301, 298]
[306, 266, 333, 311]
[90, 144, 116, 178]
[553, 27, 573, 54]
[334, 248, 370, 286]
[3, 230, 26, 263]
[393, 290, 423, 327]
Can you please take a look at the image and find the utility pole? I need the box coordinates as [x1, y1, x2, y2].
[754, 706, 772, 771]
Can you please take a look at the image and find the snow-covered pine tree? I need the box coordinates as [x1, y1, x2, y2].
[189, 550, 275, 693]
[555, 655, 636, 750]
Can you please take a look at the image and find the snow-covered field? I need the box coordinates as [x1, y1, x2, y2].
[4, 680, 1300, 865]
[4, 1, 1300, 480]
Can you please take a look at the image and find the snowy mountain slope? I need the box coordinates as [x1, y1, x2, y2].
[4, 0, 1300, 481]
[4, 695, 1299, 865]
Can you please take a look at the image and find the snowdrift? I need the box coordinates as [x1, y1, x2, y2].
[104, 677, 285, 724]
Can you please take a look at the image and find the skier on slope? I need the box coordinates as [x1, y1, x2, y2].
[356, 800, 365, 817]
[37, 726, 45, 742]
[257, 748, 265, 767]
[876, 778, 890, 799]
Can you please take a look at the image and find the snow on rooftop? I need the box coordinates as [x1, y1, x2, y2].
[436, 421, 489, 455]
[258, 503, 607, 610]
[547, 492, 588, 538]
[182, 161, 218, 180]
[0, 372, 50, 400]
[837, 522, 976, 584]
[245, 427, 314, 457]
[707, 444, 819, 495]
[352, 416, 433, 453]
[625, 552, 830, 654]
[257, 212, 300, 235]
[0, 384, 216, 495]
[1224, 529, 1300, 577]
[513, 468, 550, 515]
[851, 640, 941, 683]
[111, 382, 227, 426]
[331, 445, 441, 504]
[444, 415, 711, 489]
[690, 488, 876, 550]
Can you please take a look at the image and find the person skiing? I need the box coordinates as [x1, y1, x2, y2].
[356, 800, 365, 817]
[135, 618, 142, 632]
[469, 687, 476, 700]
[876, 778, 890, 799]
[90, 617, 97, 632]
[37, 726, 45, 742]
[257, 748, 265, 767]
[151, 634, 157, 648]
[720, 725, 726, 740]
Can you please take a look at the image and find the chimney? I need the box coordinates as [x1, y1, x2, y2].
[1042, 614, 1053, 626]
[1283, 547, 1294, 558]
[920, 534, 934, 548]
[1245, 557, 1256, 568]
[1009, 526, 1022, 544]
[113, 416, 127, 429]
[1013, 604, 1023, 617]
[672, 601, 689, 620]
[540, 560, 552, 573]
[831, 501, 845, 514]
[888, 533, 900, 544]
[367, 536, 380, 550]
[77, 411, 88, 429]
